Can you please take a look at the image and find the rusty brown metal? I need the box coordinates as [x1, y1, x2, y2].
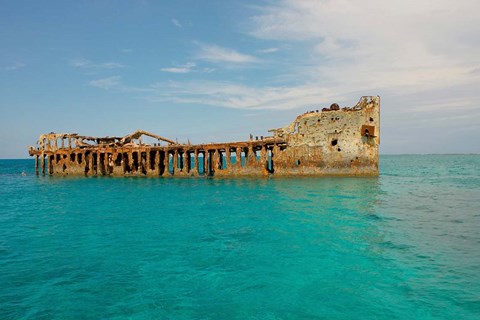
[28, 96, 380, 177]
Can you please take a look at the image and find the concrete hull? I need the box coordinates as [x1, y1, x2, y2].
[28, 96, 380, 177]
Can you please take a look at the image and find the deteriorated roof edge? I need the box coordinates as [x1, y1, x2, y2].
[267, 95, 379, 133]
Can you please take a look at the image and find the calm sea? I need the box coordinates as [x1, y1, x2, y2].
[0, 155, 479, 319]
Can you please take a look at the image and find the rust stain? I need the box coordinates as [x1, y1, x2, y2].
[28, 96, 380, 177]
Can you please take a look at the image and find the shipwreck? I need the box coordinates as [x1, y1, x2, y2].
[28, 96, 380, 177]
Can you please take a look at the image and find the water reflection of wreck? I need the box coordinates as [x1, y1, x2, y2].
[28, 96, 380, 177]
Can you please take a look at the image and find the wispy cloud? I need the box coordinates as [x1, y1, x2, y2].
[2, 62, 26, 70]
[70, 58, 124, 69]
[171, 18, 183, 28]
[87, 75, 335, 110]
[196, 44, 257, 64]
[161, 62, 196, 74]
[89, 76, 122, 90]
[89, 0, 480, 118]
[258, 47, 278, 54]
[250, 0, 480, 93]
[121, 48, 133, 53]
[149, 81, 336, 110]
[202, 67, 216, 73]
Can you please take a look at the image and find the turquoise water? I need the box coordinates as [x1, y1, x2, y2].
[1, 155, 479, 319]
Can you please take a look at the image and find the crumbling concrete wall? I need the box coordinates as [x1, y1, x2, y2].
[270, 96, 380, 175]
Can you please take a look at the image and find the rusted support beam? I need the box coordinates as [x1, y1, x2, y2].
[193, 150, 199, 175]
[225, 149, 230, 169]
[41, 154, 45, 175]
[173, 150, 178, 174]
[260, 146, 268, 173]
[97, 151, 101, 175]
[247, 146, 254, 167]
[217, 150, 223, 170]
[146, 149, 151, 172]
[236, 148, 241, 168]
[49, 155, 54, 175]
[163, 150, 169, 176]
[155, 150, 160, 175]
[88, 152, 93, 175]
[186, 151, 191, 173]
[128, 151, 133, 173]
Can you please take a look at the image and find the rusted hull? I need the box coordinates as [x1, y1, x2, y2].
[28, 96, 380, 177]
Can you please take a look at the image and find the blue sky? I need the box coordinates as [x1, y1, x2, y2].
[1, 0, 479, 158]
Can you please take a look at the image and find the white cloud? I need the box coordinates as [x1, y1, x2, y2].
[90, 1, 480, 116]
[160, 67, 190, 74]
[171, 18, 183, 28]
[70, 58, 124, 69]
[202, 67, 216, 73]
[196, 44, 257, 64]
[161, 62, 196, 74]
[3, 63, 25, 70]
[249, 0, 480, 93]
[146, 80, 338, 110]
[258, 47, 279, 54]
[89, 76, 122, 90]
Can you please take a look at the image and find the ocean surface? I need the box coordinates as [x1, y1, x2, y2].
[0, 155, 479, 319]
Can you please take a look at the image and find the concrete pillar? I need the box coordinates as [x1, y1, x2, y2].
[211, 150, 216, 174]
[218, 150, 223, 170]
[104, 152, 109, 174]
[202, 151, 206, 175]
[182, 150, 187, 172]
[173, 150, 179, 172]
[186, 151, 191, 173]
[61, 139, 65, 149]
[120, 153, 126, 174]
[97, 151, 101, 175]
[35, 155, 39, 175]
[206, 150, 212, 175]
[155, 151, 160, 175]
[213, 149, 221, 171]
[41, 154, 45, 175]
[146, 149, 151, 171]
[260, 146, 267, 171]
[248, 146, 255, 166]
[137, 151, 142, 172]
[236, 148, 241, 167]
[163, 151, 169, 176]
[128, 151, 133, 173]
[49, 155, 54, 175]
[225, 149, 231, 169]
[193, 150, 199, 175]
[142, 151, 146, 173]
[88, 152, 94, 175]
[52, 152, 57, 169]
[272, 144, 278, 172]
[173, 150, 178, 173]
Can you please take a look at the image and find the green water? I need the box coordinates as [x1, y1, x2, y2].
[1, 155, 479, 319]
